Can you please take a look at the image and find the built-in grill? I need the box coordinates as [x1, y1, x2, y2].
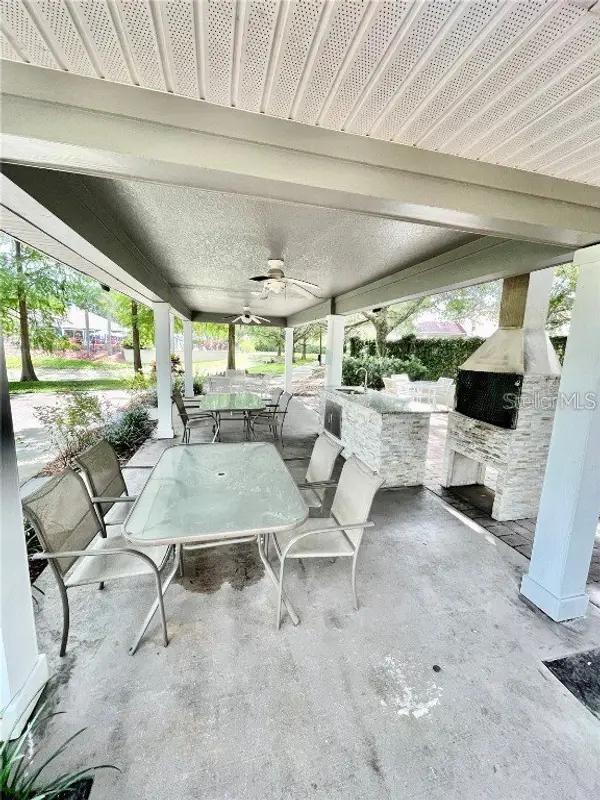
[442, 270, 561, 521]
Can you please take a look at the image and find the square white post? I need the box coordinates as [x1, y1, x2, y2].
[0, 335, 48, 738]
[284, 327, 294, 393]
[521, 245, 600, 620]
[325, 314, 345, 388]
[153, 302, 174, 439]
[183, 319, 194, 398]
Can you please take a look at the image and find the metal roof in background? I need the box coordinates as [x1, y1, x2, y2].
[1, 0, 599, 187]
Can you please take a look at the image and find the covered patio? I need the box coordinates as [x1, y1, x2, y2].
[1, 1, 600, 797]
[26, 403, 600, 799]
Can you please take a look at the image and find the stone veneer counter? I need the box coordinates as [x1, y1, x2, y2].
[321, 388, 432, 487]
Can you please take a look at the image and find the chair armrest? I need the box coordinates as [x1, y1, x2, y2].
[283, 456, 310, 462]
[91, 495, 137, 503]
[121, 465, 154, 470]
[29, 547, 171, 574]
[280, 521, 375, 558]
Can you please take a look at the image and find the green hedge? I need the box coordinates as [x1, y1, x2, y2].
[348, 334, 568, 380]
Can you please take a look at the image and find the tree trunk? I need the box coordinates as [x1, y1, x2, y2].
[227, 323, 236, 370]
[302, 339, 307, 360]
[276, 335, 282, 357]
[16, 241, 38, 382]
[373, 319, 389, 357]
[318, 326, 322, 365]
[131, 300, 143, 373]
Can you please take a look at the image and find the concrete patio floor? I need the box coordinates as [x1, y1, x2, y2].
[31, 401, 600, 799]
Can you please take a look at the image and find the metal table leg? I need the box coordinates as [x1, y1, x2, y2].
[129, 544, 182, 655]
[257, 533, 300, 626]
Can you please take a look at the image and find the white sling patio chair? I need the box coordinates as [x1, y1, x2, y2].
[284, 431, 343, 512]
[23, 468, 174, 656]
[268, 455, 384, 629]
[75, 439, 151, 533]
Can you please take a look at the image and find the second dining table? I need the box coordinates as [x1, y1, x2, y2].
[185, 391, 266, 439]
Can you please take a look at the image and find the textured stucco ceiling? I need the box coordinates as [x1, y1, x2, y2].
[83, 175, 475, 318]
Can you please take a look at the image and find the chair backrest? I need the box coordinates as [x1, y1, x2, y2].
[270, 387, 284, 407]
[22, 469, 102, 576]
[279, 391, 293, 414]
[75, 439, 127, 518]
[172, 389, 189, 425]
[331, 456, 384, 548]
[305, 432, 343, 483]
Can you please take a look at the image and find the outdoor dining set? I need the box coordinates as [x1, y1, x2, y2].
[23, 376, 383, 656]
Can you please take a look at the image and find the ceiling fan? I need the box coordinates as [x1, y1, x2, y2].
[250, 259, 321, 298]
[228, 306, 271, 325]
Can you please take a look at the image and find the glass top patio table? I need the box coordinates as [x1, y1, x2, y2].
[186, 392, 265, 412]
[123, 442, 308, 546]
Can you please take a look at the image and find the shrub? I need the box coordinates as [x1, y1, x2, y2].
[127, 372, 157, 408]
[349, 334, 570, 379]
[104, 405, 155, 458]
[342, 355, 427, 389]
[35, 392, 105, 468]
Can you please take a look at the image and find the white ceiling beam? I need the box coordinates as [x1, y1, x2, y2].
[2, 63, 599, 249]
[287, 298, 334, 327]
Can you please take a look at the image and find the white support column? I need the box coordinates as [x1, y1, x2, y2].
[1, 335, 48, 738]
[325, 314, 345, 388]
[183, 319, 194, 398]
[521, 245, 600, 620]
[169, 311, 175, 354]
[284, 327, 294, 393]
[153, 302, 174, 439]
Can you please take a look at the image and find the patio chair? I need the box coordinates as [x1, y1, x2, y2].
[172, 389, 219, 443]
[75, 439, 150, 532]
[284, 431, 343, 512]
[23, 468, 173, 656]
[249, 391, 293, 445]
[268, 455, 384, 629]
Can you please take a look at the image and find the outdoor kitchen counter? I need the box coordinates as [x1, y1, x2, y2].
[321, 387, 432, 487]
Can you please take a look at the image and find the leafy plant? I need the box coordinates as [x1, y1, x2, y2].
[34, 393, 106, 468]
[342, 355, 427, 389]
[104, 405, 155, 458]
[0, 703, 117, 799]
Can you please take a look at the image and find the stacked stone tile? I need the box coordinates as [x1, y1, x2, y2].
[443, 375, 560, 520]
[321, 389, 431, 487]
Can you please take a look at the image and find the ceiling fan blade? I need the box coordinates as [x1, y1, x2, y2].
[230, 315, 242, 323]
[254, 315, 271, 323]
[286, 277, 320, 291]
[286, 282, 321, 299]
[250, 275, 269, 282]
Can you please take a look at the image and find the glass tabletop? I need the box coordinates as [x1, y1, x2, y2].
[123, 442, 308, 545]
[188, 392, 265, 412]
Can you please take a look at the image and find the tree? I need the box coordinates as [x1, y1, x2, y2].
[67, 272, 105, 356]
[227, 323, 236, 369]
[112, 292, 154, 373]
[345, 300, 429, 356]
[547, 263, 578, 332]
[0, 235, 75, 381]
[293, 322, 322, 361]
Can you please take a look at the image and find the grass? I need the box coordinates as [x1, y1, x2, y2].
[6, 354, 131, 371]
[246, 357, 316, 375]
[9, 378, 131, 394]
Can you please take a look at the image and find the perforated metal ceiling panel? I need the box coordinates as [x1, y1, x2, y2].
[1, 0, 599, 187]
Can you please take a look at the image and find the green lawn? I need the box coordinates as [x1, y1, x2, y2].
[9, 378, 131, 394]
[246, 358, 315, 375]
[6, 354, 131, 371]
